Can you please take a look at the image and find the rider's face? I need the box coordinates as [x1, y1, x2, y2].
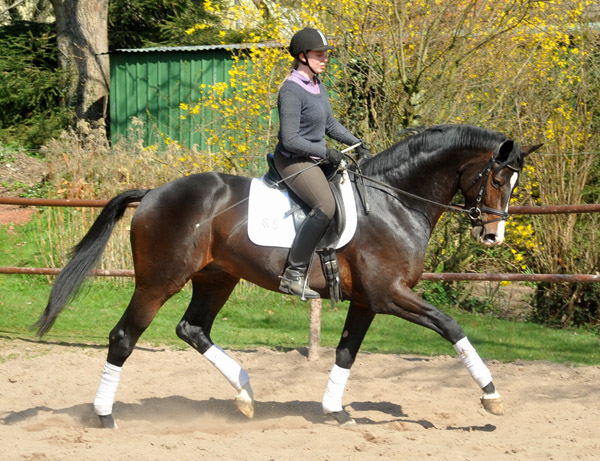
[303, 50, 328, 74]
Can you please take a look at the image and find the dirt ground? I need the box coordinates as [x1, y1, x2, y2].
[1, 338, 599, 461]
[0, 205, 36, 228]
[0, 151, 47, 197]
[0, 149, 45, 228]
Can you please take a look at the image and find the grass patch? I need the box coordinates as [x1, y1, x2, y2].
[1, 218, 598, 365]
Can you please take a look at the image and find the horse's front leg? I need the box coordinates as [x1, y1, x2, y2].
[382, 283, 504, 416]
[322, 302, 375, 426]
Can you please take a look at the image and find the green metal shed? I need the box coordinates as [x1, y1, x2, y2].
[109, 43, 274, 150]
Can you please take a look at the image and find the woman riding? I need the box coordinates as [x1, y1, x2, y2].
[274, 27, 371, 299]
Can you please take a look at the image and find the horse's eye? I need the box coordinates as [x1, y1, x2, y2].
[491, 176, 503, 188]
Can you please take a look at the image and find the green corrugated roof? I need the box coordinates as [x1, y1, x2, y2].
[112, 41, 283, 53]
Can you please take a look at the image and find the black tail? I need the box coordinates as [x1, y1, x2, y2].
[34, 189, 150, 336]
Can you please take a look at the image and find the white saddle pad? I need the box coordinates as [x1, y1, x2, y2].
[247, 177, 357, 249]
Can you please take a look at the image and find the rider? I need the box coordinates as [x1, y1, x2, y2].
[274, 27, 371, 299]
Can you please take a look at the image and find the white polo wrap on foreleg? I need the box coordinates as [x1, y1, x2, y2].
[453, 337, 492, 388]
[93, 362, 122, 416]
[322, 364, 351, 413]
[203, 345, 250, 391]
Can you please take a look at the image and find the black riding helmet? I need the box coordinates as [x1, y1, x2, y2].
[289, 27, 334, 59]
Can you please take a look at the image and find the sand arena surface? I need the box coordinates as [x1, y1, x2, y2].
[1, 338, 599, 460]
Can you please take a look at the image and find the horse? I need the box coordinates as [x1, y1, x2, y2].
[35, 124, 539, 429]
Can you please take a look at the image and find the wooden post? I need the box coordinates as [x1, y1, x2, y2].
[308, 298, 322, 361]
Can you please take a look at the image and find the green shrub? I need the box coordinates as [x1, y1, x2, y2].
[532, 282, 600, 331]
[0, 21, 71, 148]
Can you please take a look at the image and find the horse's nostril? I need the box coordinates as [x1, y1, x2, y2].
[483, 234, 497, 244]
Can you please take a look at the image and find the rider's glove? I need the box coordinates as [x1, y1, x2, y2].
[355, 143, 372, 161]
[325, 148, 343, 167]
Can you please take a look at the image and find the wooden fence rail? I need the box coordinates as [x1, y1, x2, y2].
[3, 196, 600, 214]
[1, 266, 599, 283]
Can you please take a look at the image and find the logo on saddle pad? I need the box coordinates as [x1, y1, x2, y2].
[247, 177, 358, 249]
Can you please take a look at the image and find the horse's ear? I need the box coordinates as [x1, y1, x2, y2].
[520, 143, 543, 157]
[497, 140, 515, 162]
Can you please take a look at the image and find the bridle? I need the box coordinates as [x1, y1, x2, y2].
[463, 146, 520, 227]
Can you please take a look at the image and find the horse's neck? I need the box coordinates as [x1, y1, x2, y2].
[377, 150, 463, 209]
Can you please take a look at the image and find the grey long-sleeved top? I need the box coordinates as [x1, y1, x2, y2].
[275, 78, 360, 159]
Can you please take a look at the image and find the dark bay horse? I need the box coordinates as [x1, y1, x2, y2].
[36, 124, 539, 428]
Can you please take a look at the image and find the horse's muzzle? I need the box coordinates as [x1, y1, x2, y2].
[471, 224, 504, 246]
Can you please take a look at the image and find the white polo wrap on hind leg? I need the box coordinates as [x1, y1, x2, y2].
[203, 345, 250, 391]
[94, 362, 122, 416]
[322, 364, 351, 413]
[453, 337, 492, 388]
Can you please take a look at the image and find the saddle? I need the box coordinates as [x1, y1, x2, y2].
[264, 154, 346, 247]
[263, 153, 346, 304]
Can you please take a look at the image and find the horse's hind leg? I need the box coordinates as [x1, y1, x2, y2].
[94, 287, 172, 428]
[175, 271, 255, 418]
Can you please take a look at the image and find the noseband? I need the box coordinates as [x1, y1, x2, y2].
[466, 147, 519, 227]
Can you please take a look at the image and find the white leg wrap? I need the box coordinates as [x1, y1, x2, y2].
[322, 364, 350, 414]
[93, 362, 122, 416]
[203, 345, 250, 391]
[453, 337, 493, 388]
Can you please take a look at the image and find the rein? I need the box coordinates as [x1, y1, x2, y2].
[348, 168, 470, 215]
[348, 146, 514, 225]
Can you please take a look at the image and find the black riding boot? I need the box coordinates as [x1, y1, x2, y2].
[279, 208, 331, 300]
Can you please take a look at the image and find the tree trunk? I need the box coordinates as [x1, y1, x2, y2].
[51, 0, 109, 131]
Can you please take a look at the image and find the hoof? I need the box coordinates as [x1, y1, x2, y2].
[481, 392, 504, 416]
[235, 384, 255, 419]
[325, 410, 356, 427]
[98, 414, 118, 429]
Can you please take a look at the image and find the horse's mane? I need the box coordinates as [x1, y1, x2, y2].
[361, 124, 510, 176]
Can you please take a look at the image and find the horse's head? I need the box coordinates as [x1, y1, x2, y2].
[461, 140, 541, 247]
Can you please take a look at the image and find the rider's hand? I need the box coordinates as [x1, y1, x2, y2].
[356, 143, 372, 161]
[325, 148, 343, 167]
